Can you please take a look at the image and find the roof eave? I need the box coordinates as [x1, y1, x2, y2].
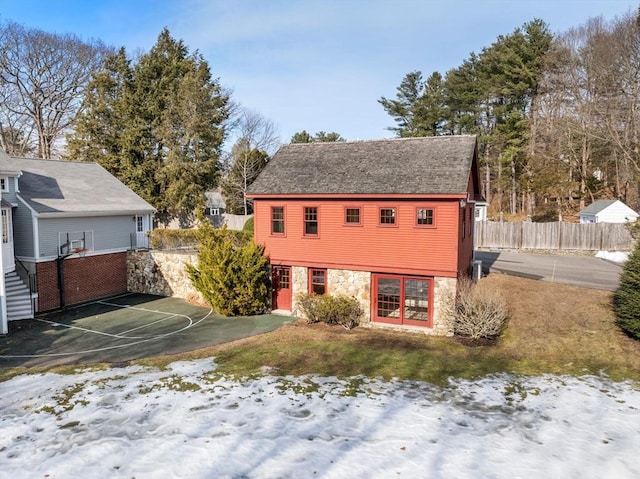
[35, 209, 156, 219]
[247, 193, 468, 200]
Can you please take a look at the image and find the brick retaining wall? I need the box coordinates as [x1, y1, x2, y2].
[36, 252, 128, 311]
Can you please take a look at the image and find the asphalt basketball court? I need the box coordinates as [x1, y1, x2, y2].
[0, 293, 293, 368]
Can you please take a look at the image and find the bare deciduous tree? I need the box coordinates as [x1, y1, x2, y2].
[534, 10, 640, 211]
[0, 21, 111, 158]
[222, 110, 280, 215]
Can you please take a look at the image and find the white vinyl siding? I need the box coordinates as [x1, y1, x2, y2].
[13, 199, 35, 257]
[37, 216, 138, 258]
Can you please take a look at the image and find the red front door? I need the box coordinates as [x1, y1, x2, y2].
[272, 266, 292, 310]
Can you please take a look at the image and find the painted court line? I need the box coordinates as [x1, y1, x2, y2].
[116, 314, 181, 336]
[0, 298, 215, 359]
[35, 318, 125, 339]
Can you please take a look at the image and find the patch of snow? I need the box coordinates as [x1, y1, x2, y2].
[0, 359, 638, 478]
[596, 251, 630, 264]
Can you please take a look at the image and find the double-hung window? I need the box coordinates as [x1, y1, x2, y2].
[304, 207, 318, 236]
[309, 268, 326, 295]
[271, 206, 285, 234]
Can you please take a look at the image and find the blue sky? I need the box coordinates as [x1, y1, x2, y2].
[1, 0, 637, 147]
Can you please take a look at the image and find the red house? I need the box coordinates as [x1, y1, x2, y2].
[247, 135, 481, 335]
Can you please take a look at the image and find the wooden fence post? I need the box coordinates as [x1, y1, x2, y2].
[558, 222, 562, 250]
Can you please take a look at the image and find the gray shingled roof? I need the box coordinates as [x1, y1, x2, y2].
[1, 155, 155, 216]
[579, 199, 617, 215]
[247, 135, 477, 196]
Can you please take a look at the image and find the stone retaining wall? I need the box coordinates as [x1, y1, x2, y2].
[127, 250, 204, 303]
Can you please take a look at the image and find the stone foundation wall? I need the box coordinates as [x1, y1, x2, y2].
[290, 266, 308, 314]
[432, 276, 456, 336]
[289, 265, 454, 335]
[127, 250, 204, 303]
[327, 269, 372, 323]
[290, 266, 371, 321]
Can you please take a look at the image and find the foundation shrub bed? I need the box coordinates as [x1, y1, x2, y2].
[295, 293, 363, 330]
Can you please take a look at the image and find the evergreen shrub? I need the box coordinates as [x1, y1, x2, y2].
[243, 216, 254, 233]
[187, 222, 270, 316]
[613, 241, 640, 340]
[295, 293, 362, 330]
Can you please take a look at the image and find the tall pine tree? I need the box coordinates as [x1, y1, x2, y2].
[68, 29, 230, 226]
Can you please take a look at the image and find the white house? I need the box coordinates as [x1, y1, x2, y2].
[579, 199, 639, 224]
[474, 200, 488, 222]
[1, 149, 155, 335]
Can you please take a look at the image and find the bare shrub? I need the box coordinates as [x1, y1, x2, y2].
[449, 277, 509, 340]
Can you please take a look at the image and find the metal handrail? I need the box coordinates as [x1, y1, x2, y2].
[13, 257, 37, 316]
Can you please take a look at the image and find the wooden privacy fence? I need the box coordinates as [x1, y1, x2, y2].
[475, 221, 636, 251]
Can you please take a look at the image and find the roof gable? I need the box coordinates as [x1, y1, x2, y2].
[1, 155, 155, 216]
[248, 135, 478, 196]
[579, 199, 637, 217]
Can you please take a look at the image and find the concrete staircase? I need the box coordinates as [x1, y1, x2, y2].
[5, 271, 34, 320]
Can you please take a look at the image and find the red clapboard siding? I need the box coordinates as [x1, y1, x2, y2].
[254, 199, 463, 277]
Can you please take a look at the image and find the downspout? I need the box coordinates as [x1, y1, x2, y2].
[0, 192, 6, 335]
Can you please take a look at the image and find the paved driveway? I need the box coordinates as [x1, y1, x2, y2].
[475, 250, 623, 291]
[0, 293, 293, 369]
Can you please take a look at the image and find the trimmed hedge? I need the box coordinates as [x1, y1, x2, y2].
[150, 228, 251, 250]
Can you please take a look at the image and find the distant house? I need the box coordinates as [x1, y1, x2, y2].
[0, 149, 155, 334]
[247, 136, 482, 335]
[578, 199, 638, 224]
[203, 190, 226, 228]
[474, 199, 488, 221]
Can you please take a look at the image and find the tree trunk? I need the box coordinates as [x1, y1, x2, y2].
[510, 156, 517, 215]
[579, 128, 589, 210]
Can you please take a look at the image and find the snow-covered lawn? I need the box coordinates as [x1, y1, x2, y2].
[1, 359, 638, 479]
